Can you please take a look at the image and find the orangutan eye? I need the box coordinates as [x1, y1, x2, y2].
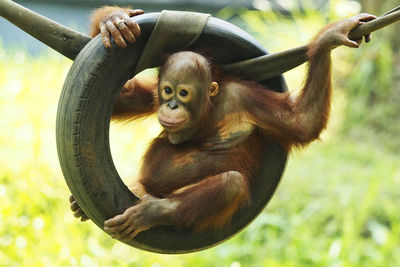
[164, 86, 173, 94]
[179, 89, 189, 97]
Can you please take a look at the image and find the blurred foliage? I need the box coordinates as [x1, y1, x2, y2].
[0, 0, 399, 266]
[339, 0, 400, 151]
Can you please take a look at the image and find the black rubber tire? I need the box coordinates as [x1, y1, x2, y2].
[56, 12, 288, 254]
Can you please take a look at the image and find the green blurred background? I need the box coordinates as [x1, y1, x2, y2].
[0, 0, 399, 266]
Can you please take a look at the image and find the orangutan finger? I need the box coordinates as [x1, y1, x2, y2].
[106, 21, 126, 48]
[100, 23, 111, 48]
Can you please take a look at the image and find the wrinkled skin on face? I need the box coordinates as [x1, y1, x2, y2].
[157, 52, 219, 144]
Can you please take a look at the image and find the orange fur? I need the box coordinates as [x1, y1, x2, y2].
[167, 171, 250, 231]
[111, 76, 158, 121]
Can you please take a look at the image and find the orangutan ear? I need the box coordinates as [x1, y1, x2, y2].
[208, 82, 219, 97]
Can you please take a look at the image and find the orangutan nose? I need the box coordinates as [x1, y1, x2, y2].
[168, 100, 179, 109]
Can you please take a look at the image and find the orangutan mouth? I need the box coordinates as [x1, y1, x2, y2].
[158, 116, 187, 128]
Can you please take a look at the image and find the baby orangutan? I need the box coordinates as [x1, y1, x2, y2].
[69, 6, 376, 241]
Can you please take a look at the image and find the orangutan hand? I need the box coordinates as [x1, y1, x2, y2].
[69, 195, 89, 222]
[99, 9, 144, 48]
[314, 13, 377, 51]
